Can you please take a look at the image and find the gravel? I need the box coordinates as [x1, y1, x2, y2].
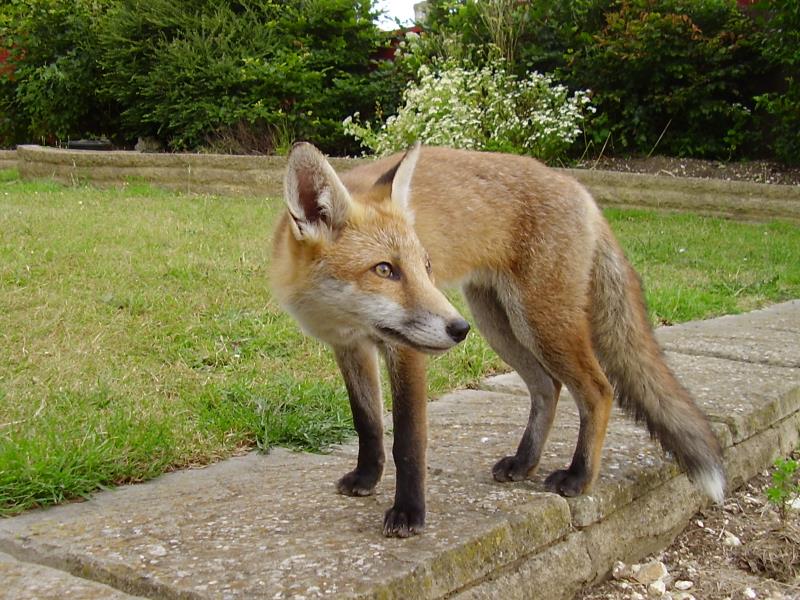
[578, 463, 800, 600]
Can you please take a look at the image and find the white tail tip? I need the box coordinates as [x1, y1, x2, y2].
[697, 467, 726, 504]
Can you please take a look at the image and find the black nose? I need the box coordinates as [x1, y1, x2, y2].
[446, 318, 470, 343]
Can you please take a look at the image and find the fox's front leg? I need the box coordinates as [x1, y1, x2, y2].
[334, 341, 385, 497]
[382, 344, 428, 537]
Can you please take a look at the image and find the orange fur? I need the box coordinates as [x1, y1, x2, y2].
[271, 143, 725, 537]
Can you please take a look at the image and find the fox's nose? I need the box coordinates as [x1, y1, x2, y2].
[446, 318, 471, 343]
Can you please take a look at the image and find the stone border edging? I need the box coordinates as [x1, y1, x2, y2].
[0, 148, 16, 171]
[563, 167, 800, 223]
[15, 145, 365, 198]
[8, 145, 800, 222]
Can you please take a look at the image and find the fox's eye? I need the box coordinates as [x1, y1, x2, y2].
[373, 262, 395, 279]
[425, 258, 432, 274]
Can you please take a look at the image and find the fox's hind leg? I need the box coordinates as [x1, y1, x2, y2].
[501, 277, 614, 497]
[333, 341, 385, 497]
[464, 283, 562, 483]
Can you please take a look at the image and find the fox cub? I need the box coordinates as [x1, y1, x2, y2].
[271, 142, 725, 537]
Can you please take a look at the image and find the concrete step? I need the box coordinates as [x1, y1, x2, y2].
[0, 551, 145, 599]
[1, 301, 798, 599]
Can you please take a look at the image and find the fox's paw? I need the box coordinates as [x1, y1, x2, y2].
[383, 505, 425, 538]
[336, 470, 380, 497]
[544, 469, 590, 497]
[492, 455, 535, 482]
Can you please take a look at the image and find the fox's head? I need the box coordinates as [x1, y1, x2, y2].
[271, 142, 469, 354]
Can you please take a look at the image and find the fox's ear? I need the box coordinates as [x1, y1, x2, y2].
[284, 142, 352, 242]
[375, 142, 420, 217]
[391, 141, 421, 214]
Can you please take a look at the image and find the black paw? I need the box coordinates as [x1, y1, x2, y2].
[492, 455, 535, 482]
[383, 504, 425, 538]
[544, 469, 590, 497]
[336, 470, 379, 497]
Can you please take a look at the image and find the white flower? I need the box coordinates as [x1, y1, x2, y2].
[343, 58, 594, 159]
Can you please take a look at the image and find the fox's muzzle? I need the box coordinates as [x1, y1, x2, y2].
[375, 312, 469, 354]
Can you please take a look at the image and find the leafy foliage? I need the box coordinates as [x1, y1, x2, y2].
[1, 0, 388, 153]
[1, 0, 798, 163]
[344, 54, 593, 160]
[420, 0, 780, 161]
[423, 0, 610, 75]
[0, 0, 117, 143]
[752, 0, 800, 164]
[766, 457, 800, 521]
[94, 0, 384, 153]
[569, 0, 766, 158]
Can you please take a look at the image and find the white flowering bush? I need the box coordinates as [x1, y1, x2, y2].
[343, 59, 594, 161]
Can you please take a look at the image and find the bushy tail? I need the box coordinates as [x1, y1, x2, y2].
[589, 222, 725, 503]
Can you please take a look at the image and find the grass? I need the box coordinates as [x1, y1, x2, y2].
[605, 208, 800, 324]
[1, 171, 799, 515]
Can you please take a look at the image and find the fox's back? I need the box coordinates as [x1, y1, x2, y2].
[340, 147, 601, 285]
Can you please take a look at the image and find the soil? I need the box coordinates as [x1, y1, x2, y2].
[578, 460, 800, 600]
[575, 156, 800, 186]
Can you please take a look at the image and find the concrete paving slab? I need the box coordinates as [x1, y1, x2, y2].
[335, 387, 677, 529]
[0, 551, 144, 599]
[0, 445, 571, 599]
[0, 387, 692, 597]
[724, 411, 800, 489]
[664, 351, 800, 442]
[581, 474, 704, 581]
[424, 389, 676, 528]
[476, 372, 529, 396]
[459, 403, 800, 600]
[477, 347, 799, 525]
[657, 300, 800, 368]
[0, 301, 797, 599]
[483, 348, 800, 446]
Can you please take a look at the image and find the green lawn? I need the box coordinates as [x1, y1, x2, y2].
[1, 172, 798, 515]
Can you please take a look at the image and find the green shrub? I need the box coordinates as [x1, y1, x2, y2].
[0, 0, 116, 145]
[2, 0, 390, 153]
[421, 0, 779, 161]
[344, 55, 593, 160]
[2, 0, 795, 162]
[95, 0, 384, 153]
[423, 0, 611, 75]
[569, 0, 765, 159]
[753, 0, 800, 164]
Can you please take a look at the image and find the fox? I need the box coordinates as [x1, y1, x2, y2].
[270, 141, 725, 538]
